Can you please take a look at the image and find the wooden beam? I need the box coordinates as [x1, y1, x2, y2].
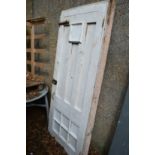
[35, 34, 46, 39]
[26, 34, 45, 40]
[26, 35, 30, 40]
[31, 25, 35, 75]
[35, 49, 47, 53]
[26, 22, 32, 27]
[26, 34, 46, 40]
[26, 60, 31, 65]
[82, 0, 116, 154]
[26, 48, 31, 52]
[35, 62, 46, 68]
[27, 17, 46, 24]
[26, 80, 44, 88]
[27, 61, 48, 68]
[26, 48, 47, 54]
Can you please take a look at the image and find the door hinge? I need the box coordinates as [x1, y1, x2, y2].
[59, 20, 69, 26]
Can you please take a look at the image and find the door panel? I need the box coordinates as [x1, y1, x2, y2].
[49, 2, 109, 155]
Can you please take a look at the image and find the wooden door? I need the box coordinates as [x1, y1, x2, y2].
[49, 1, 114, 155]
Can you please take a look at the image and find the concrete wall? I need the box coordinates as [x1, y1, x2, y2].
[26, 0, 32, 19]
[91, 0, 129, 154]
[26, 0, 129, 154]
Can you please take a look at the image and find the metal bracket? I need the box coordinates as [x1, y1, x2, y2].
[59, 20, 69, 26]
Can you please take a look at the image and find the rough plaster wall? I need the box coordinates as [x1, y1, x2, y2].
[91, 0, 129, 154]
[26, 0, 129, 154]
[26, 0, 32, 19]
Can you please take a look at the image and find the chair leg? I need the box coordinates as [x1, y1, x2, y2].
[45, 95, 49, 123]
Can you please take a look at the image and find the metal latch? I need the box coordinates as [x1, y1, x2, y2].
[59, 20, 69, 26]
[52, 79, 57, 85]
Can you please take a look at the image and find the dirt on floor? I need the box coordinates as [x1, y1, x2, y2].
[26, 105, 99, 155]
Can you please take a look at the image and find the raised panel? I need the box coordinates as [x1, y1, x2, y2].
[56, 26, 71, 98]
[64, 44, 79, 104]
[68, 134, 77, 151]
[60, 127, 68, 142]
[69, 23, 83, 43]
[62, 114, 70, 130]
[74, 23, 96, 111]
[53, 121, 60, 134]
[70, 122, 78, 138]
[54, 109, 61, 123]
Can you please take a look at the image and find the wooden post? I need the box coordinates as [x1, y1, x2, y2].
[31, 25, 35, 76]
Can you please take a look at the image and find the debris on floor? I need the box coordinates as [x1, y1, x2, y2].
[26, 84, 44, 100]
[26, 107, 99, 155]
[26, 72, 44, 83]
[26, 72, 45, 100]
[27, 107, 67, 155]
[26, 90, 40, 100]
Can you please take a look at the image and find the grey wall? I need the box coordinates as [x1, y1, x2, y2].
[26, 0, 32, 19]
[91, 0, 129, 154]
[26, 0, 129, 154]
[108, 87, 129, 155]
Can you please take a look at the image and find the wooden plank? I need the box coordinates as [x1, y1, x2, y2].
[27, 17, 46, 24]
[26, 34, 46, 40]
[35, 49, 47, 53]
[26, 81, 44, 88]
[82, 0, 116, 154]
[26, 48, 31, 52]
[26, 22, 32, 27]
[35, 34, 46, 39]
[27, 61, 48, 68]
[35, 62, 46, 68]
[26, 35, 31, 40]
[26, 60, 31, 65]
[31, 25, 35, 75]
[26, 48, 47, 54]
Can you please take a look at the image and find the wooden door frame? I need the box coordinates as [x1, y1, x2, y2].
[82, 0, 116, 154]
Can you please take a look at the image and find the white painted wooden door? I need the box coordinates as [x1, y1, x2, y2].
[49, 1, 109, 155]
